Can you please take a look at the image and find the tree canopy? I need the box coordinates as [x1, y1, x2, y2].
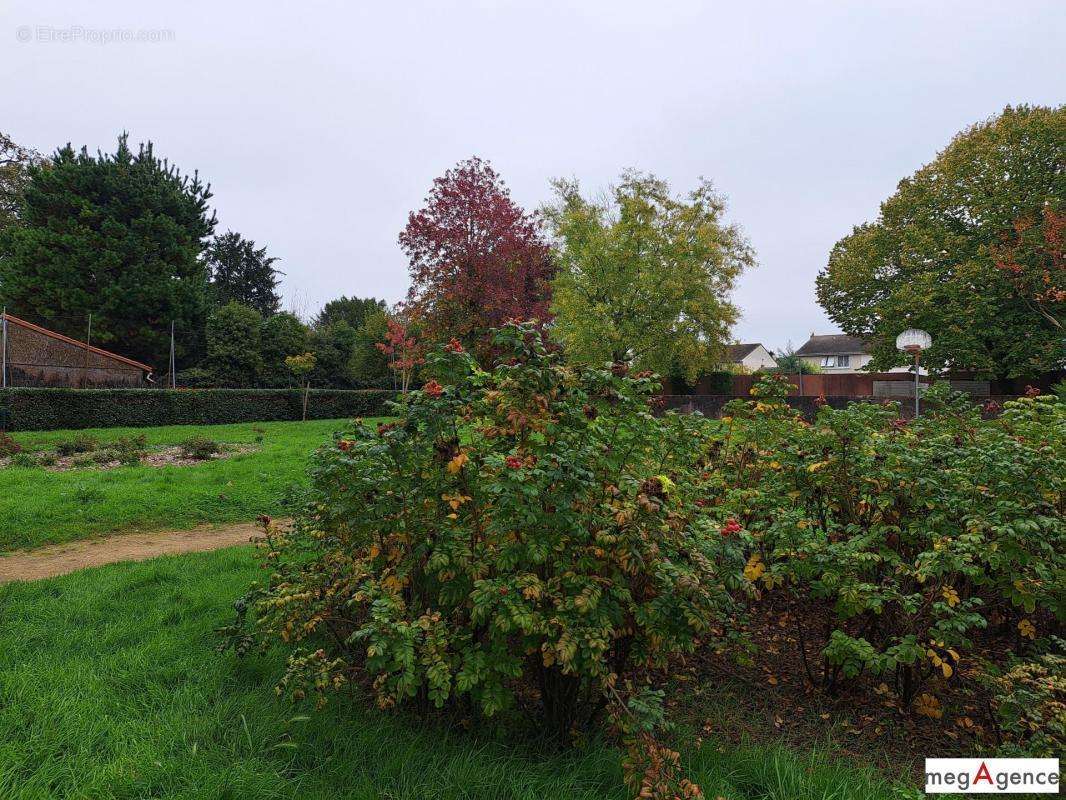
[816, 105, 1065, 378]
[260, 311, 308, 386]
[347, 306, 392, 387]
[546, 172, 754, 382]
[206, 231, 282, 316]
[399, 157, 553, 355]
[0, 131, 43, 233]
[0, 134, 216, 369]
[204, 301, 264, 387]
[313, 295, 385, 331]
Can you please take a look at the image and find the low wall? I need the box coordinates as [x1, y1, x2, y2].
[659, 393, 1025, 420]
[659, 394, 877, 420]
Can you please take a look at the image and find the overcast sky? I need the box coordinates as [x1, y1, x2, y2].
[4, 1, 1063, 352]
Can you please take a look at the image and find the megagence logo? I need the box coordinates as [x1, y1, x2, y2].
[925, 758, 1060, 794]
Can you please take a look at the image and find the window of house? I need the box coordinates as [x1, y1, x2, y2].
[821, 355, 851, 367]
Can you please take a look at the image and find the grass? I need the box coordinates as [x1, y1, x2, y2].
[0, 547, 919, 800]
[0, 419, 378, 552]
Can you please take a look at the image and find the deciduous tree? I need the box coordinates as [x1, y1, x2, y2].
[260, 312, 308, 386]
[204, 301, 262, 386]
[399, 157, 553, 355]
[546, 172, 754, 382]
[0, 131, 43, 233]
[347, 306, 392, 387]
[816, 105, 1065, 379]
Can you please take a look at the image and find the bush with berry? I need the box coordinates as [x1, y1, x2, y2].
[703, 374, 1065, 704]
[223, 322, 743, 799]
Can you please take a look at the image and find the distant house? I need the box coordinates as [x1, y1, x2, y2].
[794, 334, 872, 373]
[723, 343, 777, 372]
[1, 313, 153, 388]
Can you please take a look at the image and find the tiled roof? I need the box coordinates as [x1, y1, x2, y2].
[724, 343, 762, 361]
[794, 334, 870, 357]
[2, 313, 153, 372]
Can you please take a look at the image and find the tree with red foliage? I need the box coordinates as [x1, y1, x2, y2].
[398, 157, 553, 356]
[375, 316, 424, 394]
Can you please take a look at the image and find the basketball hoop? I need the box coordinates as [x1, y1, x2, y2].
[895, 329, 932, 417]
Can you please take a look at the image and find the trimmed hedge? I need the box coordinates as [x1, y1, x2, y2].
[0, 388, 397, 431]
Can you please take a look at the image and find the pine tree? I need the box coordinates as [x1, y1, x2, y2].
[0, 133, 216, 369]
[206, 231, 282, 316]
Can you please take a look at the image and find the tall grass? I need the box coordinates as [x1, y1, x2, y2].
[0, 547, 917, 799]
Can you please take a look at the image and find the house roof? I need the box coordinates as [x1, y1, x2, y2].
[795, 334, 870, 357]
[724, 343, 764, 362]
[2, 313, 154, 373]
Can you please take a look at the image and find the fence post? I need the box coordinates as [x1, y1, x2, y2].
[1, 308, 7, 389]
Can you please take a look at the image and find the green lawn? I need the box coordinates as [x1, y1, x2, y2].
[0, 419, 373, 552]
[0, 547, 917, 800]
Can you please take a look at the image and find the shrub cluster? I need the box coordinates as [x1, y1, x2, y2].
[0, 431, 21, 457]
[705, 375, 1065, 703]
[55, 433, 99, 456]
[224, 339, 1064, 791]
[0, 387, 396, 431]
[979, 649, 1065, 758]
[224, 324, 742, 798]
[179, 436, 221, 460]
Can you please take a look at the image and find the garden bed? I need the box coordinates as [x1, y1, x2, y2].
[0, 443, 255, 472]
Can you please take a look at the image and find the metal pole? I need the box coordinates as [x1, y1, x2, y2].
[914, 351, 920, 417]
[1, 308, 7, 389]
[81, 313, 92, 387]
[169, 321, 176, 388]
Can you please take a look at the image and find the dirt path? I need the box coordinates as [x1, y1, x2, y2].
[0, 520, 282, 584]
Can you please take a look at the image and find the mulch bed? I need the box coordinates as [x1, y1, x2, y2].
[0, 445, 256, 472]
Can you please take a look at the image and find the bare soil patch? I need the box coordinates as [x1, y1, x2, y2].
[0, 519, 286, 584]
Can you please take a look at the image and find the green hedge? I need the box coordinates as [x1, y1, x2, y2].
[0, 388, 397, 431]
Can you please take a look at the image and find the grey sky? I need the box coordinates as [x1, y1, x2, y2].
[4, 1, 1064, 353]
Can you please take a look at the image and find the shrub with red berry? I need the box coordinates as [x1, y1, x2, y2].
[222, 321, 741, 797]
[706, 375, 1066, 703]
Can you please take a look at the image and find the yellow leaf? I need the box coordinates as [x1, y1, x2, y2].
[807, 461, 828, 473]
[941, 662, 953, 679]
[382, 574, 405, 592]
[1018, 619, 1036, 639]
[446, 452, 469, 474]
[914, 693, 942, 719]
[442, 492, 472, 510]
[942, 587, 960, 607]
[743, 554, 765, 582]
[367, 544, 381, 559]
